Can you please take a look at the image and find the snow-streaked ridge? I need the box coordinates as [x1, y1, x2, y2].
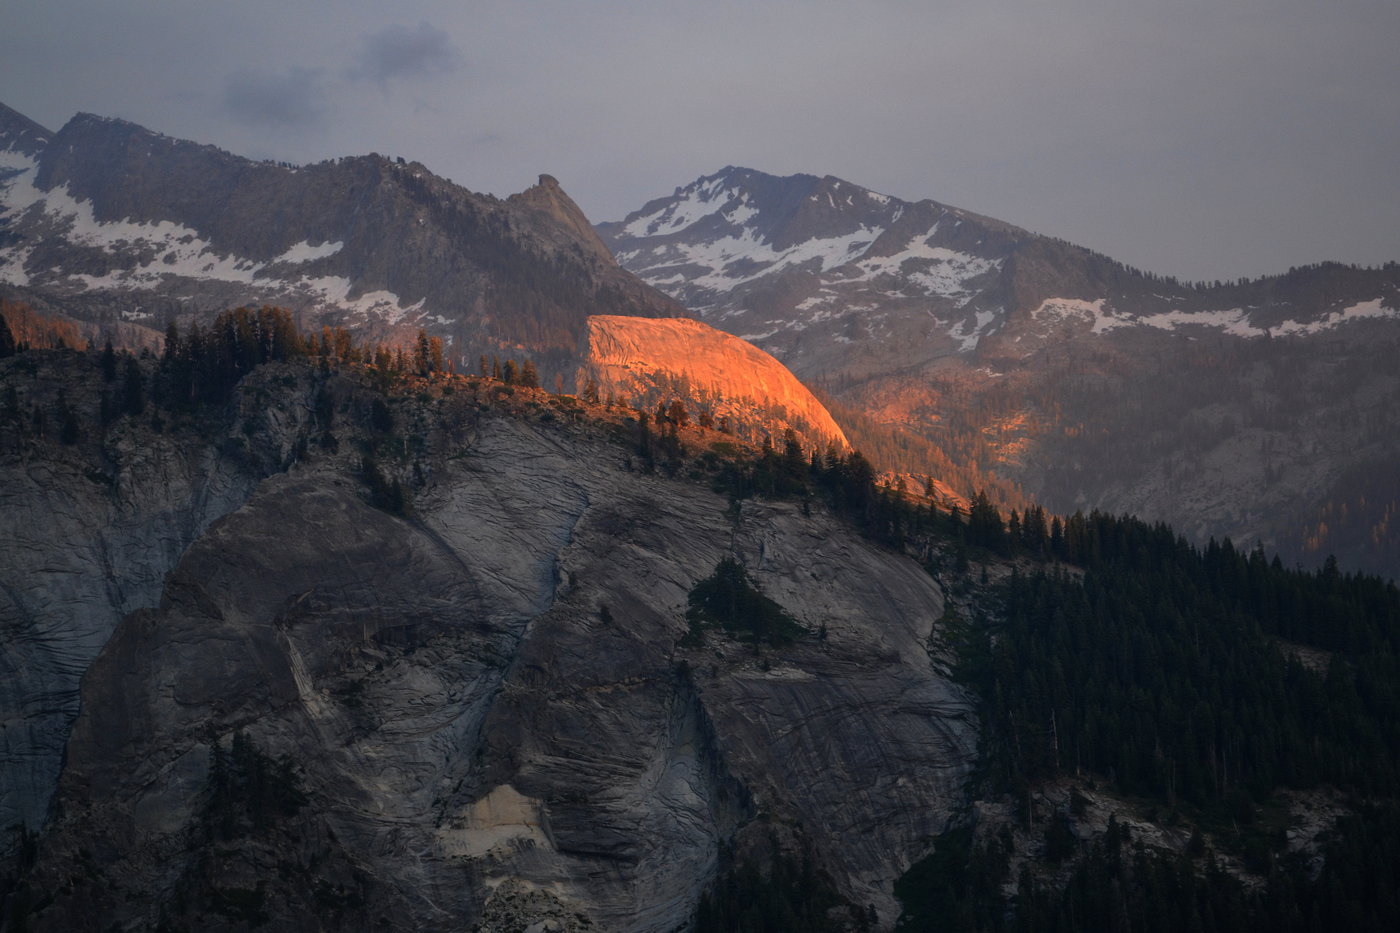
[619, 223, 886, 293]
[622, 175, 740, 237]
[608, 170, 1018, 350]
[0, 163, 422, 324]
[845, 225, 1000, 305]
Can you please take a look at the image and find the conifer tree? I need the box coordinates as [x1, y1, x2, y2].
[100, 339, 117, 381]
[0, 313, 15, 358]
[123, 357, 145, 415]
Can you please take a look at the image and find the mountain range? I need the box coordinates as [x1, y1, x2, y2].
[0, 103, 852, 451]
[600, 166, 1400, 576]
[0, 102, 681, 375]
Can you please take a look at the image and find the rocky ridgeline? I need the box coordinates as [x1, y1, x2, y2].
[0, 104, 684, 369]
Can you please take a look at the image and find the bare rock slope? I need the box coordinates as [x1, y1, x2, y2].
[578, 314, 849, 451]
[0, 352, 317, 834]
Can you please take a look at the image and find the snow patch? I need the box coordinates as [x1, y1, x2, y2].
[739, 327, 783, 342]
[1137, 307, 1257, 336]
[0, 170, 424, 325]
[271, 240, 343, 264]
[947, 308, 1003, 352]
[655, 224, 884, 290]
[723, 196, 758, 226]
[1031, 298, 1131, 334]
[622, 175, 736, 237]
[0, 163, 46, 215]
[796, 292, 838, 312]
[1270, 298, 1396, 335]
[0, 151, 37, 173]
[296, 276, 426, 325]
[1033, 297, 1399, 339]
[847, 226, 999, 303]
[0, 247, 31, 286]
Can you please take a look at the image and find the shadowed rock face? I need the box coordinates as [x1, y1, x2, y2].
[0, 353, 318, 835]
[578, 314, 849, 452]
[507, 174, 619, 268]
[23, 403, 975, 931]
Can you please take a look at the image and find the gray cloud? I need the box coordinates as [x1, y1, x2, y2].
[222, 68, 327, 128]
[350, 22, 463, 86]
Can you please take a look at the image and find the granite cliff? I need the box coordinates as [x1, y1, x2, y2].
[0, 350, 318, 836]
[577, 314, 848, 452]
[2, 349, 976, 931]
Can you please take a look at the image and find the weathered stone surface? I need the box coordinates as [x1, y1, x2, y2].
[0, 353, 317, 833]
[24, 403, 977, 931]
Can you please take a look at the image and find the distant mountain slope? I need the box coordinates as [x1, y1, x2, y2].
[0, 103, 685, 376]
[0, 102, 52, 159]
[600, 166, 1400, 371]
[603, 167, 1400, 576]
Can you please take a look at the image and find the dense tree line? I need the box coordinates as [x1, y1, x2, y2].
[693, 840, 855, 933]
[891, 507, 1400, 932]
[154, 307, 454, 409]
[956, 518, 1400, 807]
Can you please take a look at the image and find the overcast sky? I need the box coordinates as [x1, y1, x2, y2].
[3, 0, 1397, 282]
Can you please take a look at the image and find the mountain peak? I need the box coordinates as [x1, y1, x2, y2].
[0, 105, 685, 363]
[0, 101, 54, 158]
[507, 173, 616, 266]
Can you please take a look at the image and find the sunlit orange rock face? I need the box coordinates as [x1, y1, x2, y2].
[578, 315, 849, 452]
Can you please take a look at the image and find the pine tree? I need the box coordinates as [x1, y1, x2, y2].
[0, 313, 15, 358]
[100, 339, 117, 381]
[123, 358, 145, 415]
